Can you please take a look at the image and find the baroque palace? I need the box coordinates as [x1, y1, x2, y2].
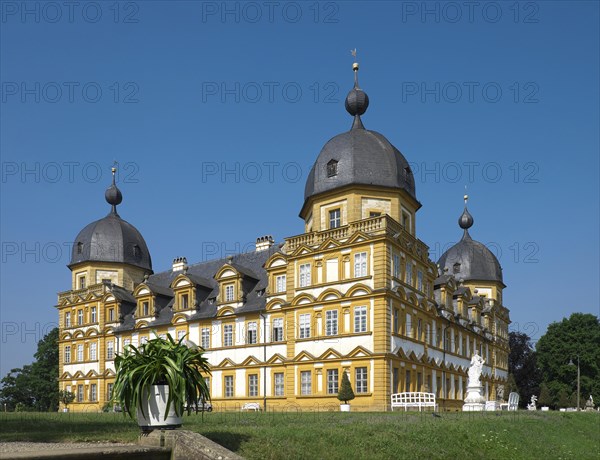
[56, 62, 510, 412]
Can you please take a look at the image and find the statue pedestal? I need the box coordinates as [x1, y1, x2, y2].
[463, 384, 485, 412]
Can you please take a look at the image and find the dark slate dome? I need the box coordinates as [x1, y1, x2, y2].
[69, 170, 152, 272]
[303, 64, 416, 205]
[437, 202, 503, 285]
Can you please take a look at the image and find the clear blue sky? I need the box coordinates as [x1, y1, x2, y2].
[1, 1, 598, 377]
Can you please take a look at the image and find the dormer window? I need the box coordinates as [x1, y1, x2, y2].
[132, 244, 140, 258]
[77, 242, 83, 254]
[453, 263, 461, 274]
[326, 159, 338, 177]
[78, 275, 86, 290]
[142, 301, 149, 316]
[225, 284, 234, 302]
[181, 294, 189, 309]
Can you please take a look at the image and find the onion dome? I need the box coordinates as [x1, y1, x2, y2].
[69, 167, 152, 272]
[303, 57, 417, 213]
[437, 195, 503, 285]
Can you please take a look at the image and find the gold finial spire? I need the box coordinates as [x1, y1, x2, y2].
[351, 48, 359, 74]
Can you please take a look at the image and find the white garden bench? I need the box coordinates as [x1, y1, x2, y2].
[391, 392, 438, 412]
[241, 402, 261, 411]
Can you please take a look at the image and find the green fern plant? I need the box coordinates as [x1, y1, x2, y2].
[112, 333, 211, 420]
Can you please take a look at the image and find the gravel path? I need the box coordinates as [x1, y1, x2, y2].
[0, 442, 135, 454]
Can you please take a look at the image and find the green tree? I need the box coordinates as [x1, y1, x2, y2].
[337, 372, 355, 404]
[536, 314, 600, 404]
[557, 388, 570, 408]
[538, 383, 552, 407]
[0, 328, 59, 411]
[506, 373, 519, 395]
[58, 390, 75, 411]
[509, 331, 541, 407]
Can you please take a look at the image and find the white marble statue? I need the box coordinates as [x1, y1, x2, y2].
[467, 351, 485, 387]
[496, 384, 505, 402]
[527, 395, 537, 411]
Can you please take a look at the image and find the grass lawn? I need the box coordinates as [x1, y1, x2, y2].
[1, 410, 598, 459]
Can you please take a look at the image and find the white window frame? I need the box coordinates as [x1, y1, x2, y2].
[225, 284, 234, 302]
[329, 208, 341, 229]
[90, 306, 97, 323]
[106, 341, 114, 360]
[276, 275, 286, 293]
[77, 309, 83, 325]
[223, 324, 233, 347]
[248, 374, 258, 397]
[272, 318, 284, 342]
[201, 327, 210, 349]
[247, 321, 257, 344]
[392, 254, 400, 278]
[325, 310, 338, 336]
[356, 367, 368, 393]
[77, 384, 84, 402]
[89, 342, 97, 361]
[224, 375, 234, 398]
[299, 264, 311, 288]
[300, 371, 312, 395]
[77, 344, 83, 362]
[327, 369, 339, 394]
[354, 252, 367, 277]
[90, 383, 97, 401]
[274, 372, 284, 396]
[299, 313, 311, 339]
[64, 346, 71, 363]
[405, 262, 413, 285]
[354, 306, 367, 333]
[64, 312, 71, 328]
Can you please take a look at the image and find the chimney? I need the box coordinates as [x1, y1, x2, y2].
[255, 235, 274, 252]
[172, 257, 187, 272]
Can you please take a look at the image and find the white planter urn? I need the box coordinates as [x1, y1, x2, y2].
[340, 404, 351, 412]
[541, 406, 550, 411]
[137, 385, 183, 431]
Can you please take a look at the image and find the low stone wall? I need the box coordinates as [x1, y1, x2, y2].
[139, 429, 245, 460]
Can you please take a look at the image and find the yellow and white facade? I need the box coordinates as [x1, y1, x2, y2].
[56, 64, 510, 412]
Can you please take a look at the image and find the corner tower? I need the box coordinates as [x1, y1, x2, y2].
[68, 167, 153, 291]
[301, 59, 420, 234]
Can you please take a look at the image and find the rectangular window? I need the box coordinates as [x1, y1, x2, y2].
[79, 276, 86, 290]
[299, 264, 311, 287]
[354, 306, 367, 333]
[300, 371, 312, 395]
[272, 318, 284, 342]
[108, 308, 114, 322]
[405, 370, 411, 392]
[107, 383, 114, 399]
[123, 338, 131, 351]
[276, 275, 286, 293]
[325, 310, 338, 336]
[274, 373, 284, 396]
[64, 346, 71, 363]
[356, 367, 368, 394]
[77, 344, 83, 362]
[392, 254, 400, 278]
[417, 270, 423, 292]
[393, 368, 399, 393]
[142, 301, 149, 316]
[64, 312, 71, 328]
[393, 309, 399, 333]
[140, 336, 148, 345]
[201, 327, 210, 349]
[90, 307, 97, 323]
[299, 313, 311, 339]
[405, 314, 412, 337]
[90, 384, 97, 401]
[225, 285, 234, 302]
[247, 321, 257, 344]
[327, 369, 339, 394]
[354, 252, 367, 277]
[77, 384, 84, 402]
[106, 341, 114, 360]
[224, 376, 234, 398]
[248, 374, 258, 397]
[329, 208, 341, 229]
[417, 319, 422, 341]
[181, 294, 189, 309]
[177, 330, 186, 341]
[405, 262, 413, 285]
[369, 211, 381, 217]
[223, 324, 233, 347]
[77, 309, 83, 325]
[89, 342, 97, 361]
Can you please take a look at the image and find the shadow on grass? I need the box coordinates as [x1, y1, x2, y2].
[200, 431, 251, 453]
